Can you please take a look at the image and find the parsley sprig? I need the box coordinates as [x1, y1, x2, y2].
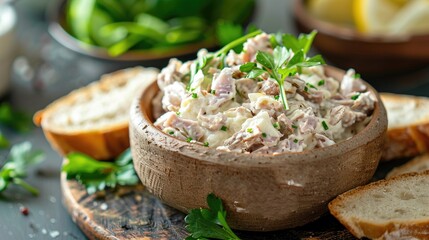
[240, 31, 325, 110]
[185, 193, 240, 240]
[62, 148, 139, 194]
[0, 142, 45, 196]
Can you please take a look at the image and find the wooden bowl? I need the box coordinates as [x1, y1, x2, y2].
[129, 65, 388, 231]
[294, 0, 429, 78]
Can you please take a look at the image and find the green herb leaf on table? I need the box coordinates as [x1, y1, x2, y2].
[0, 142, 45, 196]
[0, 103, 33, 133]
[185, 193, 240, 240]
[62, 148, 139, 194]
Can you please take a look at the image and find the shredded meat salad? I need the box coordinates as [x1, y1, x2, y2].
[153, 31, 376, 154]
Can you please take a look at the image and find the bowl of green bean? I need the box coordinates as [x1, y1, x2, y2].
[48, 0, 255, 67]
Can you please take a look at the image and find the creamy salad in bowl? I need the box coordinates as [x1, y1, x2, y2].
[153, 31, 376, 154]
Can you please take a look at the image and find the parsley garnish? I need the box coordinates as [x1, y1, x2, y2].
[353, 73, 361, 79]
[273, 122, 280, 129]
[62, 149, 139, 194]
[246, 128, 253, 133]
[0, 103, 33, 132]
[168, 131, 174, 135]
[292, 125, 298, 129]
[293, 139, 298, 143]
[0, 142, 45, 196]
[307, 83, 317, 89]
[322, 121, 329, 130]
[192, 93, 198, 99]
[186, 137, 193, 143]
[203, 142, 209, 147]
[211, 90, 216, 95]
[351, 93, 360, 100]
[318, 79, 325, 86]
[176, 111, 181, 116]
[185, 193, 240, 240]
[220, 126, 228, 131]
[262, 132, 267, 138]
[274, 95, 280, 100]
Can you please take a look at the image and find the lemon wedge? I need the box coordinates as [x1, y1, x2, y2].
[353, 0, 404, 34]
[389, 0, 429, 35]
[308, 0, 354, 25]
[354, 0, 429, 35]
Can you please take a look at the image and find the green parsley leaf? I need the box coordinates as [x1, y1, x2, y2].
[351, 93, 361, 100]
[246, 128, 253, 133]
[282, 30, 317, 54]
[256, 51, 275, 70]
[354, 73, 361, 79]
[192, 93, 198, 99]
[0, 103, 33, 133]
[246, 69, 266, 79]
[62, 148, 138, 194]
[318, 79, 325, 86]
[274, 95, 280, 100]
[211, 89, 216, 94]
[220, 126, 228, 131]
[0, 142, 45, 196]
[203, 142, 209, 147]
[292, 124, 298, 129]
[185, 193, 240, 240]
[262, 133, 267, 138]
[186, 137, 193, 143]
[293, 139, 298, 143]
[239, 62, 256, 72]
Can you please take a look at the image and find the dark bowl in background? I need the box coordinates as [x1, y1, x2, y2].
[47, 0, 219, 70]
[294, 0, 429, 81]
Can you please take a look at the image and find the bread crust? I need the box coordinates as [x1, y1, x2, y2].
[34, 67, 158, 160]
[387, 154, 429, 179]
[380, 93, 429, 161]
[328, 171, 429, 239]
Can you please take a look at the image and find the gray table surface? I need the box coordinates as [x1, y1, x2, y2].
[1, 1, 429, 240]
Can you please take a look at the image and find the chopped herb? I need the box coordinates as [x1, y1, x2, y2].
[186, 137, 193, 143]
[246, 128, 253, 133]
[211, 89, 216, 94]
[273, 122, 280, 129]
[293, 139, 298, 143]
[307, 83, 317, 89]
[63, 149, 139, 194]
[318, 79, 325, 86]
[220, 126, 228, 131]
[304, 86, 308, 92]
[239, 62, 256, 72]
[351, 94, 360, 100]
[192, 93, 198, 99]
[0, 142, 45, 196]
[292, 124, 298, 129]
[353, 73, 361, 79]
[185, 193, 240, 240]
[274, 95, 280, 100]
[203, 142, 209, 147]
[322, 121, 329, 130]
[176, 111, 181, 116]
[168, 131, 174, 135]
[262, 132, 267, 138]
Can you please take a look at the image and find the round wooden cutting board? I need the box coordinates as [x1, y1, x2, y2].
[61, 173, 356, 240]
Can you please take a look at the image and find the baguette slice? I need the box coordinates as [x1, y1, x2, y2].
[387, 154, 429, 179]
[34, 67, 158, 160]
[380, 93, 429, 161]
[329, 171, 429, 240]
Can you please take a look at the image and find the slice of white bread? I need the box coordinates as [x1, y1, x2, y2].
[387, 154, 429, 179]
[34, 67, 158, 160]
[329, 171, 429, 239]
[380, 93, 429, 161]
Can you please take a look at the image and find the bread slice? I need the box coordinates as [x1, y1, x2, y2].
[387, 154, 429, 179]
[34, 67, 158, 160]
[329, 171, 429, 239]
[380, 93, 429, 161]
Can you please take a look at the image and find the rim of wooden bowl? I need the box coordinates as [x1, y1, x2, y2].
[132, 65, 387, 167]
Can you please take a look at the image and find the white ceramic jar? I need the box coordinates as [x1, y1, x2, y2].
[0, 4, 16, 97]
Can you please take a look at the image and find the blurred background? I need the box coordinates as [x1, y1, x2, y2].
[0, 0, 429, 239]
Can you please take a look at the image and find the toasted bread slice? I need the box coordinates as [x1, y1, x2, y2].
[387, 154, 429, 179]
[380, 93, 429, 161]
[329, 171, 429, 239]
[34, 67, 158, 160]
